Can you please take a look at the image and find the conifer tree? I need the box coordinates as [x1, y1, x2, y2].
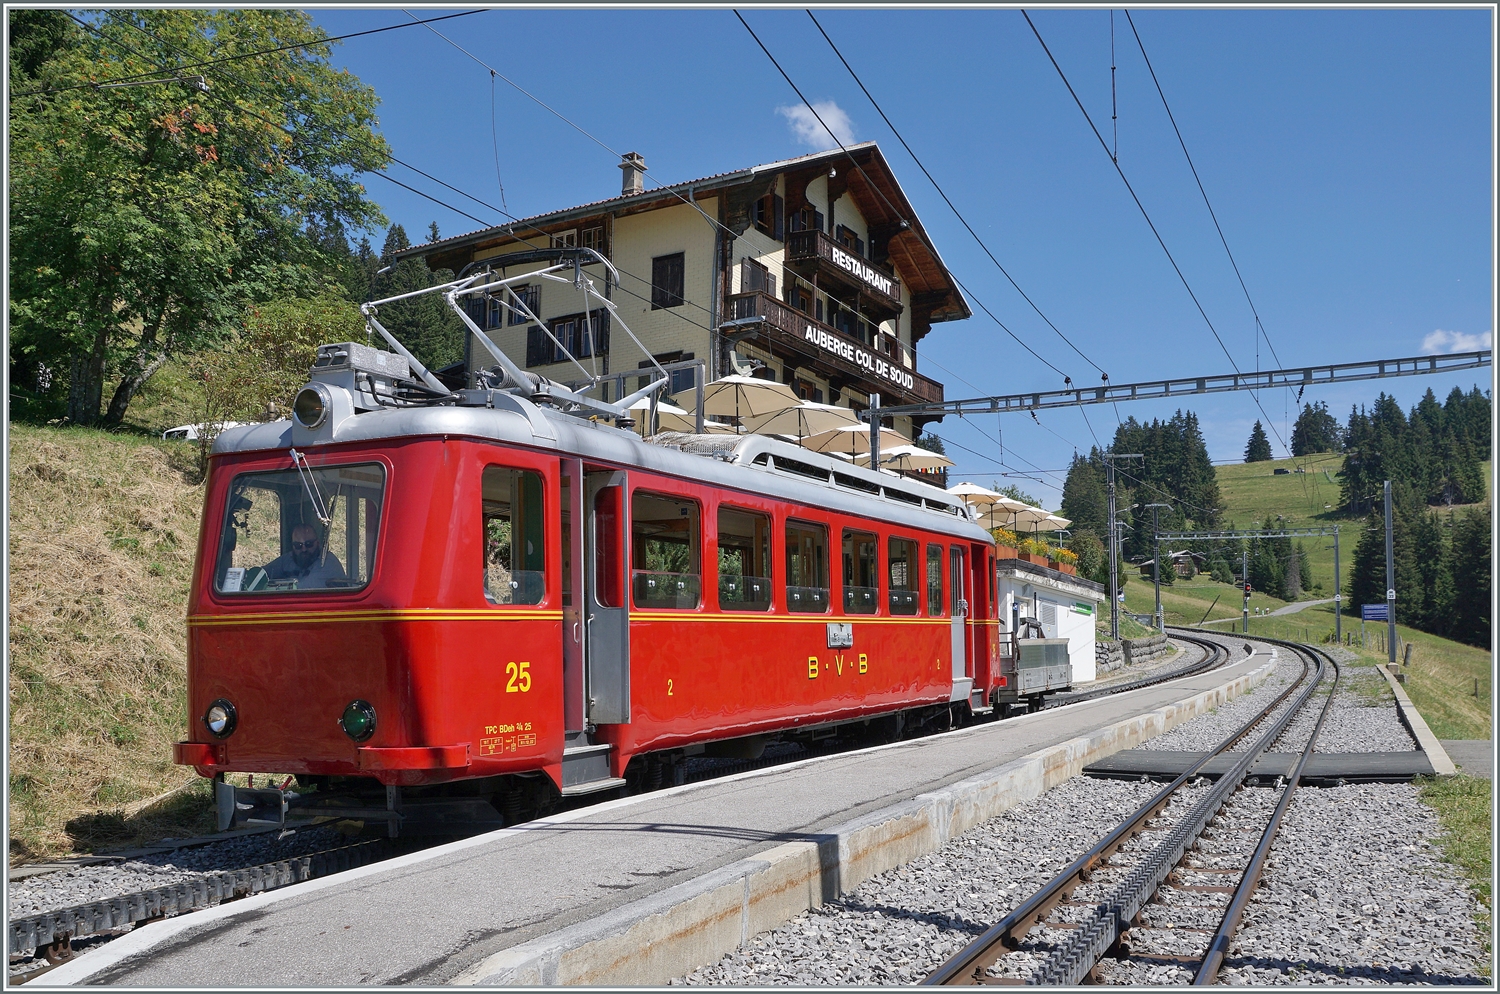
[1448, 505, 1491, 647]
[1061, 452, 1109, 538]
[1291, 401, 1342, 456]
[368, 224, 466, 371]
[1244, 421, 1272, 462]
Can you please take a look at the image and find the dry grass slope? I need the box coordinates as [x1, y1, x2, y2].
[8, 424, 216, 863]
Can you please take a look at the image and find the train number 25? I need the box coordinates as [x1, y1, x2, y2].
[505, 661, 532, 693]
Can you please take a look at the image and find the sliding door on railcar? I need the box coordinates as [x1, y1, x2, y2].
[584, 469, 630, 725]
[949, 546, 972, 701]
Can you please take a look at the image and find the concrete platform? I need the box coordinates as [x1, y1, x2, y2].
[1441, 740, 1494, 779]
[1084, 749, 1438, 784]
[41, 647, 1276, 988]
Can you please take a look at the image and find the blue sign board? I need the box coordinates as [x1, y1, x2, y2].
[1361, 603, 1389, 621]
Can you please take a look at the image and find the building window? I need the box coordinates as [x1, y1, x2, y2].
[638, 352, 697, 395]
[753, 193, 784, 241]
[740, 258, 776, 297]
[789, 207, 823, 233]
[651, 252, 685, 310]
[835, 224, 865, 258]
[553, 229, 578, 248]
[507, 285, 539, 326]
[526, 312, 609, 367]
[582, 225, 606, 255]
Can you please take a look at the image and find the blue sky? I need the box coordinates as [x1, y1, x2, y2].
[311, 7, 1494, 507]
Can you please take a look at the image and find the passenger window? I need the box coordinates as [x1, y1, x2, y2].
[483, 467, 546, 605]
[785, 519, 829, 613]
[843, 529, 878, 614]
[718, 506, 772, 612]
[632, 491, 701, 608]
[927, 542, 945, 616]
[888, 538, 919, 615]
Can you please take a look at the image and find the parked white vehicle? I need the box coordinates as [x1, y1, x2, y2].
[161, 422, 249, 442]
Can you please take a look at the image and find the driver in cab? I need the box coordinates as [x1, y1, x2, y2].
[264, 524, 346, 588]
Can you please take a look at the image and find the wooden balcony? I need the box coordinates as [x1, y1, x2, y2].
[784, 229, 903, 313]
[727, 291, 943, 407]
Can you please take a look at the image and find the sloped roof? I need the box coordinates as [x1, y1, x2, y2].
[397, 142, 970, 325]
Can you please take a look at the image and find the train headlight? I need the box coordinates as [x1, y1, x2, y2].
[203, 699, 237, 738]
[339, 700, 377, 742]
[293, 384, 330, 430]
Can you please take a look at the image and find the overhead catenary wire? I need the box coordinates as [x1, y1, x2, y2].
[1122, 10, 1284, 372]
[806, 10, 1114, 388]
[1021, 10, 1291, 457]
[15, 10, 488, 98]
[67, 11, 735, 357]
[735, 10, 1104, 440]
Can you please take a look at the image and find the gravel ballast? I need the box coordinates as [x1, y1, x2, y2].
[7, 825, 350, 919]
[677, 646, 1484, 986]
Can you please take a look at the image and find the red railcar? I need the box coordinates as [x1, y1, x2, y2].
[174, 342, 1000, 833]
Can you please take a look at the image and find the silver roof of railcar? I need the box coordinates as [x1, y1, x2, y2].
[212, 399, 990, 542]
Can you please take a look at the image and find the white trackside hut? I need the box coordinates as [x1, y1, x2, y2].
[996, 559, 1105, 685]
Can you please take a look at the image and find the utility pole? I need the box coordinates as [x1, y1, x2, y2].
[1332, 527, 1341, 645]
[1242, 543, 1251, 634]
[1103, 453, 1142, 640]
[1384, 479, 1396, 664]
[1144, 503, 1172, 633]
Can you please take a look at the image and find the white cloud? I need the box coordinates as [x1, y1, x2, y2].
[1421, 328, 1492, 353]
[777, 101, 856, 151]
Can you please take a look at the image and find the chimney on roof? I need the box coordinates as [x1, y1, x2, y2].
[619, 152, 647, 196]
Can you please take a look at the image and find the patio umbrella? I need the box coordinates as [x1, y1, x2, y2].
[1039, 513, 1072, 531]
[742, 401, 862, 441]
[855, 444, 955, 472]
[799, 424, 911, 459]
[978, 503, 1052, 533]
[671, 374, 800, 424]
[626, 397, 737, 435]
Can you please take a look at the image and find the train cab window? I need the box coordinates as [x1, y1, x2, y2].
[785, 519, 829, 613]
[888, 538, 919, 615]
[842, 529, 878, 615]
[215, 463, 385, 595]
[482, 467, 546, 605]
[926, 542, 945, 616]
[631, 492, 701, 609]
[717, 506, 772, 611]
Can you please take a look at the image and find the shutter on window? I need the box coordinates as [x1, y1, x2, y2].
[595, 312, 610, 355]
[813, 210, 824, 233]
[526, 326, 546, 367]
[773, 194, 784, 241]
[766, 272, 776, 297]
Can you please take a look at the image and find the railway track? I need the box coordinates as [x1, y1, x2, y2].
[922, 633, 1336, 985]
[8, 633, 1232, 979]
[7, 836, 400, 981]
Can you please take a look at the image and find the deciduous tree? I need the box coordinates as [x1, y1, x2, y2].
[9, 9, 389, 425]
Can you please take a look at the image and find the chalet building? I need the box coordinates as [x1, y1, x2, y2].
[398, 142, 970, 437]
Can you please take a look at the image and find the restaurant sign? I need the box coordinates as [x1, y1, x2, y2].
[829, 244, 896, 299]
[803, 325, 915, 391]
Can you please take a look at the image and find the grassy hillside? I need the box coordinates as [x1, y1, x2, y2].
[1210, 451, 1488, 600]
[7, 423, 215, 862]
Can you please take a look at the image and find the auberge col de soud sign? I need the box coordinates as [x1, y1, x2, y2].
[803, 325, 915, 391]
